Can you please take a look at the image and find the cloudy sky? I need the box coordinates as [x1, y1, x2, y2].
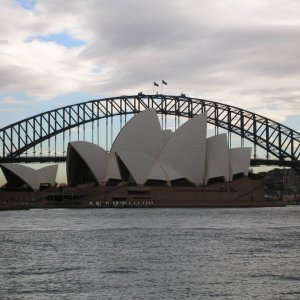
[1, 0, 300, 130]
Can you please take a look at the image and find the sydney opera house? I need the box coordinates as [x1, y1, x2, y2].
[1, 109, 278, 207]
[67, 109, 251, 187]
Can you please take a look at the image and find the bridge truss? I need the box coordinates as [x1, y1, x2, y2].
[0, 94, 300, 168]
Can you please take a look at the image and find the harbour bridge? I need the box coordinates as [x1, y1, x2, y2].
[0, 94, 299, 170]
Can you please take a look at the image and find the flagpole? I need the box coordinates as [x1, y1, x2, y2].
[161, 80, 167, 94]
[153, 82, 160, 94]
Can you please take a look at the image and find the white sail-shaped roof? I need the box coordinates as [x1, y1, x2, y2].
[0, 163, 58, 191]
[106, 109, 164, 181]
[67, 141, 108, 185]
[116, 151, 166, 185]
[159, 113, 207, 186]
[111, 109, 163, 155]
[229, 147, 252, 180]
[1, 163, 40, 191]
[38, 165, 58, 186]
[162, 130, 173, 143]
[106, 153, 121, 181]
[204, 134, 230, 184]
[159, 161, 184, 182]
[148, 161, 170, 182]
[63, 109, 253, 188]
[116, 151, 185, 185]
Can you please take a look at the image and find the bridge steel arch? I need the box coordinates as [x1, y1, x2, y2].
[0, 94, 300, 167]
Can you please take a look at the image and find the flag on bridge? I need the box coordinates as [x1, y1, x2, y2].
[154, 82, 159, 87]
[162, 80, 167, 85]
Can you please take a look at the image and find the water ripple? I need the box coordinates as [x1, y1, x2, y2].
[0, 207, 299, 299]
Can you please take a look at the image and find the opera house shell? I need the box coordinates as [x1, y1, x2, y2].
[66, 109, 251, 187]
[0, 164, 58, 191]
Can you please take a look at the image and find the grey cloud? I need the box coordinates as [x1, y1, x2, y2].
[0, 0, 300, 125]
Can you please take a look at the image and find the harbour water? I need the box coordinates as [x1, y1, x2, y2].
[1, 207, 299, 299]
